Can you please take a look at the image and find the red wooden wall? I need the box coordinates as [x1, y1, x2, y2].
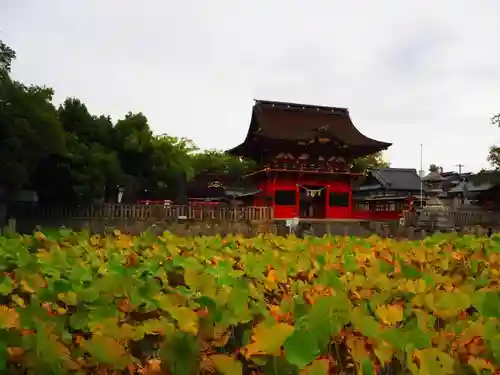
[251, 176, 410, 221]
[253, 176, 352, 219]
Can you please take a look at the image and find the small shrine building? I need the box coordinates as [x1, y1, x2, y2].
[227, 100, 391, 220]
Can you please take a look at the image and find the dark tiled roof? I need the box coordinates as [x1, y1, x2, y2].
[228, 100, 391, 156]
[369, 168, 424, 191]
[441, 171, 472, 179]
[448, 180, 493, 194]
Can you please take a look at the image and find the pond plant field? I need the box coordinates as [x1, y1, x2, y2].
[0, 230, 500, 375]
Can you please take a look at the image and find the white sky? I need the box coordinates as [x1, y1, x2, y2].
[2, 0, 500, 173]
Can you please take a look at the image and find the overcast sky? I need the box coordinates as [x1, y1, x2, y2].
[2, 1, 500, 173]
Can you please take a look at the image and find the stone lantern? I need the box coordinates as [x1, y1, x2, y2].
[420, 169, 453, 230]
[117, 186, 125, 204]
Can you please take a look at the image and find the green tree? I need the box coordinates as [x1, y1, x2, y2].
[58, 98, 114, 147]
[146, 135, 198, 202]
[191, 149, 257, 177]
[0, 40, 15, 73]
[350, 151, 390, 173]
[0, 40, 66, 195]
[488, 113, 500, 169]
[30, 98, 123, 203]
[152, 135, 197, 181]
[113, 112, 156, 202]
[470, 114, 500, 186]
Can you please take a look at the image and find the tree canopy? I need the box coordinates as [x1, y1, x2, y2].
[488, 114, 500, 170]
[0, 39, 390, 204]
[473, 114, 500, 185]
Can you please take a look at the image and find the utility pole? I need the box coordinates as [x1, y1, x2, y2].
[455, 164, 465, 175]
[420, 144, 424, 206]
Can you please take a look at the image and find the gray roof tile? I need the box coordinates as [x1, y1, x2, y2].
[370, 168, 425, 191]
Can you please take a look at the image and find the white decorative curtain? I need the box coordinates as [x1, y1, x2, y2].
[298, 185, 325, 198]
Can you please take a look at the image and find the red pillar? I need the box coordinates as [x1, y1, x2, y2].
[348, 177, 353, 219]
[325, 184, 330, 219]
[295, 182, 300, 218]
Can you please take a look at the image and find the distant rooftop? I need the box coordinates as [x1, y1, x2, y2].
[356, 167, 424, 192]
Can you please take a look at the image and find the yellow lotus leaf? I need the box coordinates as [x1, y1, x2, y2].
[376, 304, 403, 325]
[168, 306, 199, 335]
[11, 294, 25, 308]
[82, 336, 129, 368]
[55, 307, 67, 315]
[413, 348, 454, 375]
[346, 336, 369, 362]
[34, 231, 46, 241]
[411, 294, 426, 308]
[374, 340, 394, 364]
[267, 269, 278, 283]
[405, 279, 427, 294]
[115, 235, 133, 249]
[244, 323, 294, 358]
[0, 305, 19, 329]
[412, 248, 427, 263]
[118, 323, 137, 340]
[58, 291, 78, 306]
[21, 273, 46, 294]
[427, 291, 471, 319]
[90, 235, 101, 246]
[89, 317, 120, 337]
[210, 354, 242, 375]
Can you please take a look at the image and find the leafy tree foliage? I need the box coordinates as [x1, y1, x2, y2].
[488, 114, 500, 170]
[0, 39, 391, 204]
[0, 43, 66, 192]
[473, 114, 500, 185]
[350, 151, 389, 173]
[191, 149, 257, 177]
[0, 40, 15, 73]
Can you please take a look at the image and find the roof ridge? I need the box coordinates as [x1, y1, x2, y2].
[376, 167, 418, 173]
[372, 170, 391, 188]
[254, 99, 349, 114]
[228, 100, 392, 157]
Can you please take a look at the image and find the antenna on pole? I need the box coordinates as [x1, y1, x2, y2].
[455, 164, 464, 175]
[419, 144, 424, 205]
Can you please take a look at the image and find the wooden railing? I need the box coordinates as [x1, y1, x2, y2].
[7, 203, 274, 222]
[403, 208, 500, 227]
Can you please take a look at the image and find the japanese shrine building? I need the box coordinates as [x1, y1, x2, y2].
[227, 100, 392, 220]
[352, 168, 425, 221]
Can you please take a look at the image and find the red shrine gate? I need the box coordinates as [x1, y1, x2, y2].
[227, 100, 391, 220]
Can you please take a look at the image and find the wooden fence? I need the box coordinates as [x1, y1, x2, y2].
[8, 202, 500, 229]
[7, 203, 274, 222]
[403, 207, 500, 228]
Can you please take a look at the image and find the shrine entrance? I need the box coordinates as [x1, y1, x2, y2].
[299, 185, 326, 218]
